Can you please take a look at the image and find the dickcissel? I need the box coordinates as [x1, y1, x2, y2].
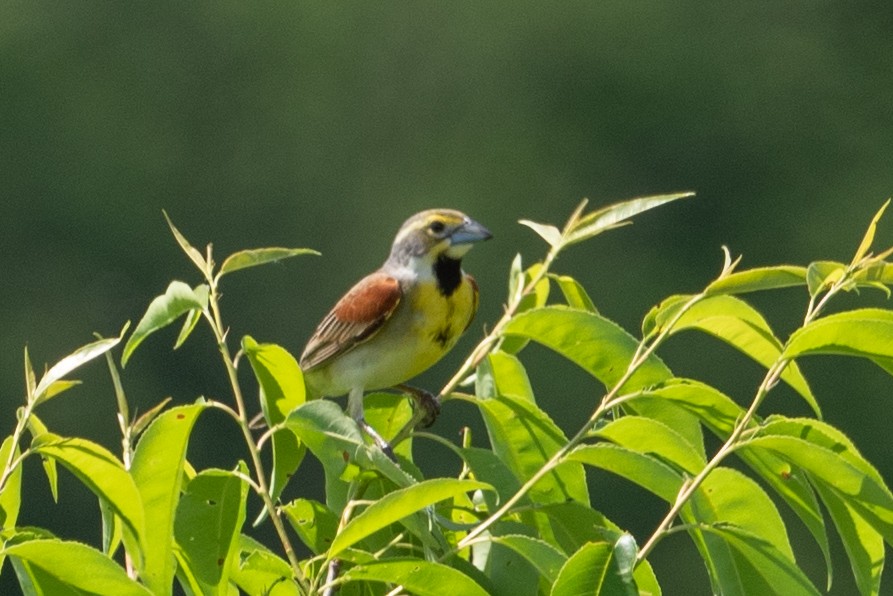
[300, 209, 491, 459]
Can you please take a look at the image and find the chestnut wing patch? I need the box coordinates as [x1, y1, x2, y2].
[300, 272, 402, 371]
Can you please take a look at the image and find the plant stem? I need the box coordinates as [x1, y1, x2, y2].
[206, 285, 309, 593]
[635, 275, 849, 564]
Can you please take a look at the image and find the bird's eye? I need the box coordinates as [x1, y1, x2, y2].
[428, 220, 446, 234]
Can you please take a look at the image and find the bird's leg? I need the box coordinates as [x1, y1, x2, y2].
[396, 384, 441, 428]
[348, 387, 397, 462]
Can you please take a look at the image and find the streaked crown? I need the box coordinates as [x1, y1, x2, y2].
[388, 209, 491, 264]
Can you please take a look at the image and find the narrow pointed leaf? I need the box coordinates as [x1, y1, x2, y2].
[565, 191, 695, 246]
[491, 534, 567, 585]
[31, 435, 145, 567]
[174, 307, 203, 350]
[593, 416, 705, 475]
[706, 266, 808, 295]
[163, 210, 208, 275]
[328, 478, 490, 557]
[477, 393, 589, 505]
[852, 199, 890, 266]
[701, 525, 820, 596]
[342, 559, 489, 596]
[3, 538, 152, 595]
[218, 247, 319, 278]
[518, 220, 562, 248]
[26, 414, 58, 502]
[568, 444, 682, 502]
[0, 436, 22, 571]
[243, 337, 306, 520]
[123, 281, 208, 366]
[784, 308, 893, 364]
[660, 294, 819, 416]
[551, 274, 598, 312]
[131, 403, 207, 594]
[551, 540, 638, 596]
[34, 334, 122, 402]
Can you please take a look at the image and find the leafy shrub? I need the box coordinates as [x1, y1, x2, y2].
[2, 194, 893, 595]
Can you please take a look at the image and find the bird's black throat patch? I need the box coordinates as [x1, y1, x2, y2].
[433, 255, 462, 297]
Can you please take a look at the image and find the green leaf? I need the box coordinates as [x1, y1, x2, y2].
[551, 540, 638, 596]
[0, 436, 22, 571]
[174, 306, 203, 350]
[784, 308, 893, 366]
[230, 535, 300, 596]
[243, 337, 306, 520]
[26, 414, 58, 502]
[122, 281, 209, 366]
[476, 351, 535, 403]
[490, 534, 567, 585]
[568, 444, 682, 502]
[477, 392, 589, 505]
[364, 392, 415, 461]
[813, 482, 883, 596]
[130, 402, 207, 595]
[31, 434, 145, 567]
[99, 496, 123, 558]
[660, 294, 819, 416]
[341, 559, 489, 596]
[3, 538, 152, 595]
[218, 247, 319, 278]
[501, 263, 551, 355]
[503, 306, 671, 393]
[700, 524, 820, 596]
[282, 499, 339, 555]
[806, 261, 846, 296]
[33, 333, 123, 403]
[852, 199, 890, 266]
[174, 467, 249, 595]
[747, 431, 893, 544]
[593, 416, 705, 475]
[550, 274, 598, 312]
[163, 210, 209, 276]
[518, 219, 563, 247]
[564, 191, 695, 247]
[328, 478, 490, 557]
[706, 266, 808, 295]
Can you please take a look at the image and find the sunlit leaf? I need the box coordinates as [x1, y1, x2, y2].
[218, 247, 319, 278]
[806, 261, 846, 296]
[706, 266, 807, 295]
[122, 281, 208, 366]
[518, 219, 562, 247]
[230, 535, 300, 596]
[550, 274, 598, 312]
[852, 199, 890, 266]
[568, 444, 682, 502]
[130, 402, 207, 594]
[657, 294, 819, 416]
[174, 466, 248, 595]
[328, 478, 490, 557]
[699, 524, 820, 596]
[31, 434, 145, 569]
[26, 414, 58, 502]
[784, 308, 893, 366]
[564, 191, 694, 247]
[476, 393, 589, 506]
[476, 351, 535, 403]
[341, 558, 489, 596]
[0, 436, 22, 571]
[813, 482, 883, 596]
[551, 540, 638, 596]
[34, 333, 123, 403]
[501, 264, 550, 354]
[174, 306, 203, 350]
[3, 538, 152, 595]
[243, 337, 306, 522]
[163, 210, 209, 275]
[593, 416, 705, 475]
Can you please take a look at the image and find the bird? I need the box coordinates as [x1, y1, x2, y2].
[300, 209, 492, 460]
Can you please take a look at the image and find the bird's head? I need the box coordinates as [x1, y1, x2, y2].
[387, 209, 492, 266]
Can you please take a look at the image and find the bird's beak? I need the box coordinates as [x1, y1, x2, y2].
[451, 217, 493, 245]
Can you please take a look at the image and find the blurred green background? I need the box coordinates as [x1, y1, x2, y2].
[2, 3, 892, 594]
